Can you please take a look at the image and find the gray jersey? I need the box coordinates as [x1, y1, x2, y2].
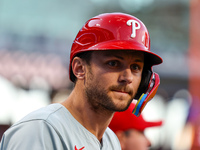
[0, 103, 121, 150]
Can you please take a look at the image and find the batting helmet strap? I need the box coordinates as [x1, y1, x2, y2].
[133, 72, 160, 117]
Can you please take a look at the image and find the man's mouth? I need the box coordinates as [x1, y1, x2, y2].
[110, 86, 133, 96]
[114, 90, 129, 94]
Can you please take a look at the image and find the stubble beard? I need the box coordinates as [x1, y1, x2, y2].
[85, 68, 134, 113]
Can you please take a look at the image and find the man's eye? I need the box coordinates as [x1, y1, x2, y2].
[108, 61, 118, 67]
[131, 64, 140, 71]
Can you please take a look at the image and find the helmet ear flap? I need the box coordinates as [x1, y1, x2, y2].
[133, 72, 160, 117]
[134, 69, 152, 100]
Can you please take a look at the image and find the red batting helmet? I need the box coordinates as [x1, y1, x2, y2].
[69, 12, 163, 116]
[70, 12, 162, 81]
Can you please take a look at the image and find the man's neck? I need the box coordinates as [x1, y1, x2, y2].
[61, 89, 114, 141]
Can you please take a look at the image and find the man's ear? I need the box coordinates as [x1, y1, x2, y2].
[71, 57, 86, 80]
[115, 131, 127, 149]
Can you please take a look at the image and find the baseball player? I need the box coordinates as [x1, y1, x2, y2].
[109, 102, 163, 150]
[0, 12, 162, 150]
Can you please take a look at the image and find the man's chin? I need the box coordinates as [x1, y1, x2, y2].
[112, 101, 132, 112]
[115, 106, 129, 112]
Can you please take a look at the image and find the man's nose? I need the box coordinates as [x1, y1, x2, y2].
[118, 68, 133, 84]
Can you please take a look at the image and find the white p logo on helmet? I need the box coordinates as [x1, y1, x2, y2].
[127, 20, 141, 38]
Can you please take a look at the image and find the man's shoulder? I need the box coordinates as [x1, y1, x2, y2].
[3, 103, 68, 140]
[0, 104, 69, 150]
[14, 103, 64, 125]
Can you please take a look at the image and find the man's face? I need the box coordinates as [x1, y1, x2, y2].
[84, 50, 144, 112]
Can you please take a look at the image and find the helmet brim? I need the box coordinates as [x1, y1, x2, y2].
[73, 40, 163, 66]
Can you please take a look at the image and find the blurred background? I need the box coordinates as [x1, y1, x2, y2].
[0, 0, 200, 149]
